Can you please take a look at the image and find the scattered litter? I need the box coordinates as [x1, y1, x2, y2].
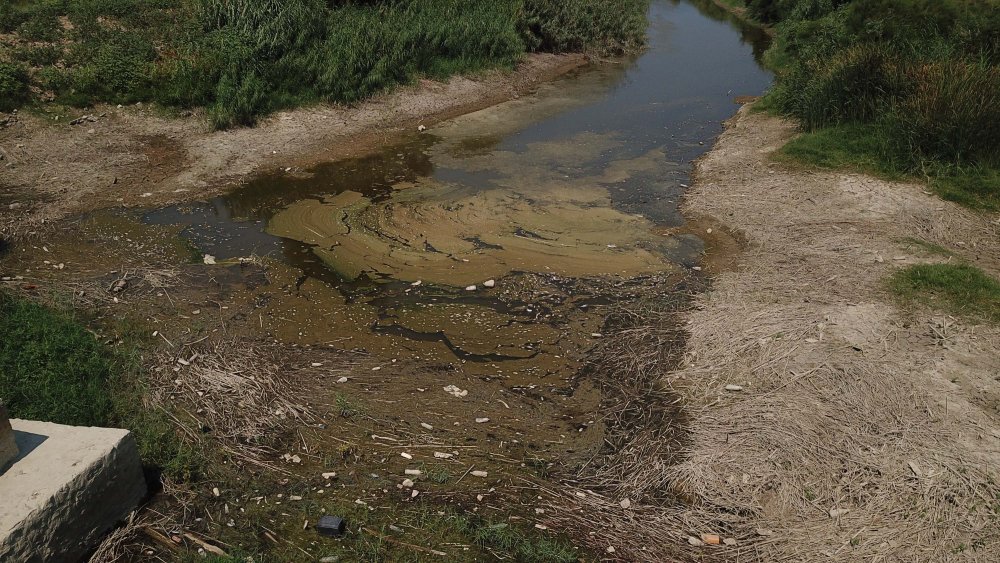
[907, 460, 922, 478]
[433, 452, 453, 459]
[203, 254, 217, 265]
[829, 508, 850, 518]
[212, 487, 220, 497]
[411, 280, 422, 286]
[688, 537, 704, 546]
[724, 384, 743, 391]
[316, 515, 346, 537]
[311, 362, 323, 367]
[471, 470, 488, 478]
[417, 125, 427, 132]
[420, 422, 434, 431]
[701, 534, 720, 545]
[322, 472, 337, 480]
[400, 452, 413, 460]
[475, 417, 490, 423]
[336, 377, 349, 383]
[723, 538, 737, 546]
[404, 469, 422, 476]
[756, 529, 773, 536]
[443, 385, 468, 398]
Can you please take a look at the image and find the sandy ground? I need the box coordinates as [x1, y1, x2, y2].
[542, 106, 1000, 561]
[0, 53, 585, 235]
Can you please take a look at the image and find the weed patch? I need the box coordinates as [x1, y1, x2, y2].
[890, 264, 1000, 322]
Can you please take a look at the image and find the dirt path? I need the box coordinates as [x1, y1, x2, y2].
[0, 53, 584, 236]
[543, 106, 1000, 561]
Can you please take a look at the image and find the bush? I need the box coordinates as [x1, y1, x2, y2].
[0, 63, 31, 113]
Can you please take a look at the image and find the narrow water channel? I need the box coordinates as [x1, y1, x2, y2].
[142, 0, 770, 379]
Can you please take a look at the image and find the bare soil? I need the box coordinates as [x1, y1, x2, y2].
[0, 53, 585, 235]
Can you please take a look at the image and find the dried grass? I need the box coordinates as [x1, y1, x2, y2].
[153, 341, 361, 467]
[540, 108, 1000, 561]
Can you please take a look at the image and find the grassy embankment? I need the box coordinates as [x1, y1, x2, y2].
[720, 1, 1000, 321]
[0, 0, 647, 129]
[741, 0, 1000, 211]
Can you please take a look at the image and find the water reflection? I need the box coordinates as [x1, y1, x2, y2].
[144, 0, 772, 286]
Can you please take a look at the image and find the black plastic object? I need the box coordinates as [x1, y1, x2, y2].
[316, 515, 346, 537]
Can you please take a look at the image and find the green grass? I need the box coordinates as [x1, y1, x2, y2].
[890, 264, 1000, 322]
[0, 291, 200, 480]
[2, 0, 650, 128]
[776, 124, 1000, 211]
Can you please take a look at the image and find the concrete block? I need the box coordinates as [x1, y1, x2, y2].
[0, 419, 147, 563]
[0, 406, 17, 474]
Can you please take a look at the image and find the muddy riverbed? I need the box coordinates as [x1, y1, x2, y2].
[1, 1, 772, 560]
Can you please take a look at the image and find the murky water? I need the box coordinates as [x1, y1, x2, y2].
[143, 0, 770, 371]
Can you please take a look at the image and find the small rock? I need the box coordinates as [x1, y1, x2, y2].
[723, 538, 737, 546]
[475, 417, 489, 423]
[401, 452, 413, 460]
[483, 279, 496, 288]
[402, 478, 415, 488]
[289, 495, 303, 501]
[756, 529, 773, 536]
[417, 125, 427, 132]
[907, 460, 922, 478]
[322, 472, 337, 479]
[336, 376, 349, 383]
[829, 508, 850, 518]
[443, 385, 468, 398]
[311, 362, 323, 367]
[688, 536, 704, 546]
[606, 546, 615, 553]
[619, 498, 631, 509]
[320, 557, 339, 563]
[411, 489, 419, 498]
[411, 280, 422, 286]
[471, 470, 488, 478]
[212, 487, 220, 497]
[724, 384, 743, 391]
[465, 285, 477, 291]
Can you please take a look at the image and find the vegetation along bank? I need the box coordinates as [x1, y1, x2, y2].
[741, 0, 1000, 210]
[0, 0, 648, 128]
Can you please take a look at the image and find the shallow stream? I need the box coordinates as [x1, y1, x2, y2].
[142, 0, 771, 381]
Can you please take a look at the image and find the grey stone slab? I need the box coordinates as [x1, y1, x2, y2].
[0, 405, 17, 474]
[0, 419, 147, 563]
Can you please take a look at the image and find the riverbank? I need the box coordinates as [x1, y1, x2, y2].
[541, 105, 1000, 561]
[0, 52, 584, 238]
